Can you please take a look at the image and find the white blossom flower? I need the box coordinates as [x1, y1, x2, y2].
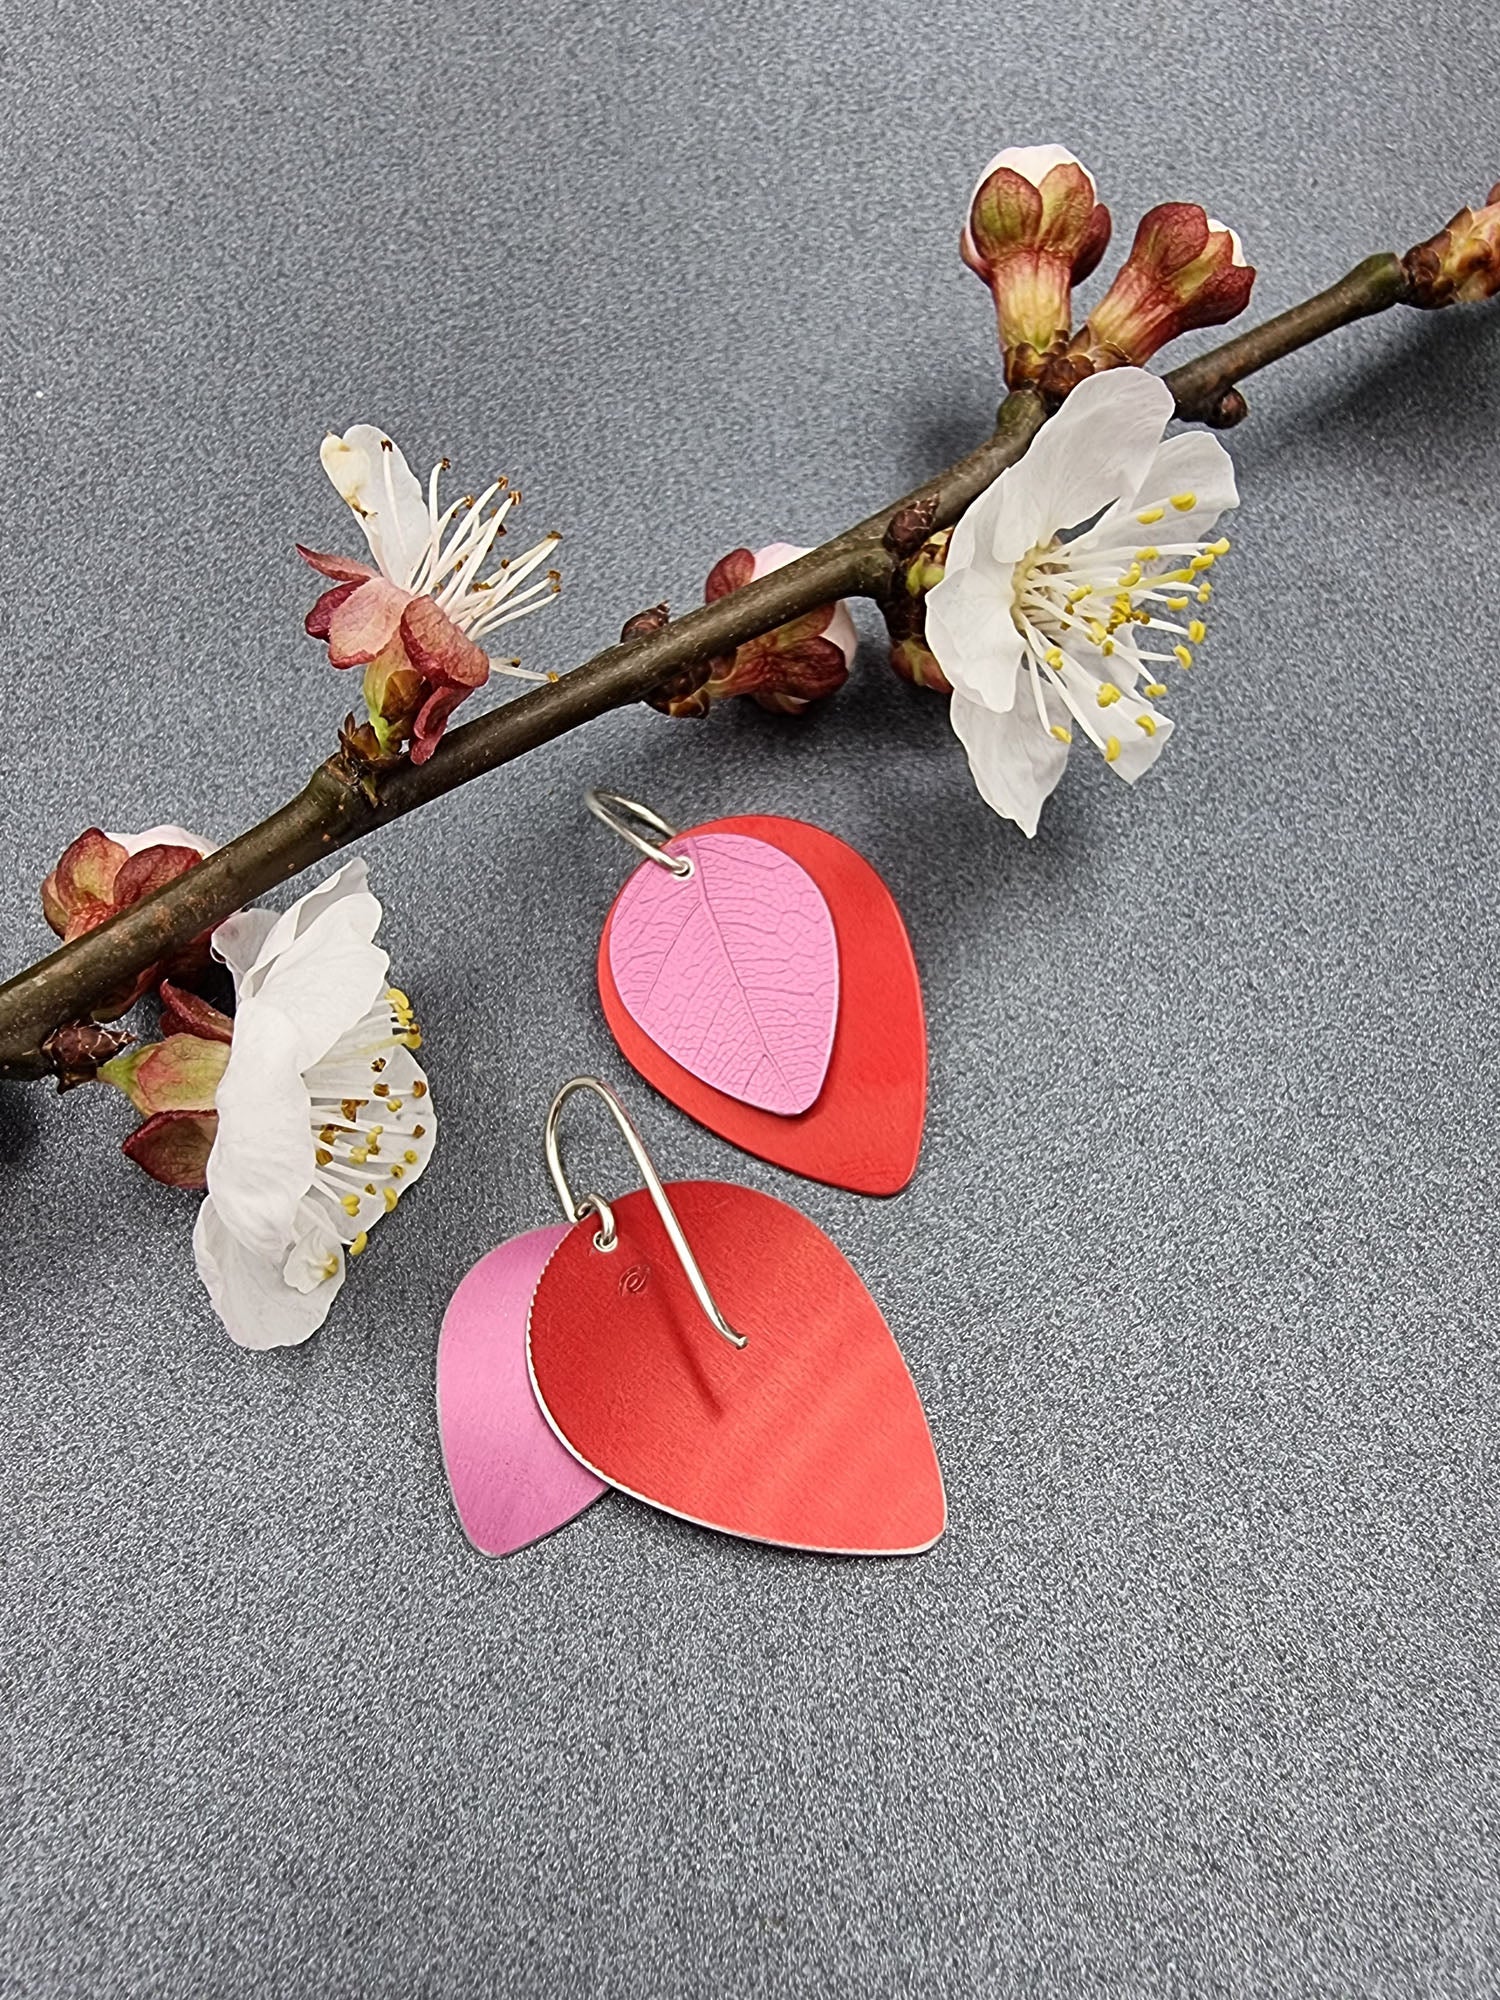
[926, 367, 1238, 836]
[192, 860, 436, 1350]
[301, 424, 562, 762]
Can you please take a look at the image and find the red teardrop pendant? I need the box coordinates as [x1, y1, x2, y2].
[598, 816, 926, 1195]
[527, 1180, 945, 1556]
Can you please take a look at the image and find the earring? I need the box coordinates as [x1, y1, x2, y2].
[437, 1076, 945, 1559]
[586, 790, 927, 1196]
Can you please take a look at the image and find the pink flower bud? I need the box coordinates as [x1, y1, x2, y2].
[1085, 204, 1255, 365]
[1405, 186, 1500, 307]
[40, 825, 218, 1017]
[962, 146, 1112, 386]
[649, 545, 857, 718]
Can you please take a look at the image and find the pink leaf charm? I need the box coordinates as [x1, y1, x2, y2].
[437, 1223, 606, 1557]
[607, 832, 839, 1116]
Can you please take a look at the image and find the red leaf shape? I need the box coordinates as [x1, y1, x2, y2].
[529, 1181, 945, 1556]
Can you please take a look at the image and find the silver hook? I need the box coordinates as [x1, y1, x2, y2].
[542, 1077, 748, 1351]
[584, 788, 694, 879]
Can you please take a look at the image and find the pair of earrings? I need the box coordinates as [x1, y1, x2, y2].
[437, 794, 941, 1559]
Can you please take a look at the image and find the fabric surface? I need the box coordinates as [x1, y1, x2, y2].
[2, 2, 1498, 1993]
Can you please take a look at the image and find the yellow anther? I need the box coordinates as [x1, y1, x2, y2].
[1190, 553, 1214, 573]
[1165, 596, 1189, 610]
[1168, 568, 1195, 583]
[1096, 682, 1122, 706]
[341, 1193, 361, 1216]
[1170, 492, 1197, 511]
[391, 1165, 404, 1182]
[387, 988, 410, 1010]
[321, 1255, 340, 1281]
[388, 1099, 401, 1114]
[1188, 619, 1207, 643]
[315, 1147, 333, 1168]
[1102, 638, 1115, 656]
[1104, 735, 1121, 763]
[1197, 583, 1212, 603]
[1145, 680, 1168, 698]
[403, 1031, 423, 1050]
[1120, 563, 1143, 589]
[350, 1148, 368, 1166]
[349, 1232, 368, 1257]
[383, 1188, 399, 1213]
[1050, 725, 1073, 744]
[1136, 546, 1159, 563]
[1174, 644, 1194, 669]
[412, 1080, 427, 1098]
[1211, 537, 1230, 555]
[1136, 714, 1157, 736]
[1087, 619, 1107, 645]
[1136, 505, 1165, 525]
[403, 1149, 419, 1165]
[1046, 647, 1065, 671]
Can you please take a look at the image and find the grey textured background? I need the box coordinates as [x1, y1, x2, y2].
[2, 1, 1498, 1994]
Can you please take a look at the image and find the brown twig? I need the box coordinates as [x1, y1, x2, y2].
[0, 242, 1441, 1077]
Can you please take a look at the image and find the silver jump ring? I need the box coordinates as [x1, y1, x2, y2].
[584, 789, 693, 878]
[542, 1076, 747, 1350]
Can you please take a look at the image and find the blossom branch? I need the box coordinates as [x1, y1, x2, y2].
[1162, 252, 1409, 425]
[0, 233, 1473, 1079]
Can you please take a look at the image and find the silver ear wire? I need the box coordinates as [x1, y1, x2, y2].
[584, 789, 694, 878]
[542, 1076, 748, 1351]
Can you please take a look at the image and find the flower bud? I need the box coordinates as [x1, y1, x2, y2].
[121, 1111, 220, 1189]
[882, 529, 955, 693]
[962, 146, 1112, 387]
[40, 825, 217, 1016]
[1405, 186, 1500, 307]
[1083, 205, 1255, 366]
[99, 1033, 230, 1116]
[649, 544, 857, 718]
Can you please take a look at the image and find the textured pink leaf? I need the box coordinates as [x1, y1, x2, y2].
[607, 831, 839, 1116]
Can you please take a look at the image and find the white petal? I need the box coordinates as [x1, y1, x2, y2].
[1082, 429, 1239, 553]
[194, 1198, 343, 1350]
[212, 908, 279, 980]
[204, 999, 314, 1259]
[319, 425, 432, 587]
[1001, 368, 1175, 539]
[925, 560, 1027, 714]
[1058, 662, 1176, 784]
[1206, 217, 1247, 266]
[251, 903, 389, 1071]
[241, 859, 376, 983]
[104, 824, 217, 858]
[951, 688, 1070, 838]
